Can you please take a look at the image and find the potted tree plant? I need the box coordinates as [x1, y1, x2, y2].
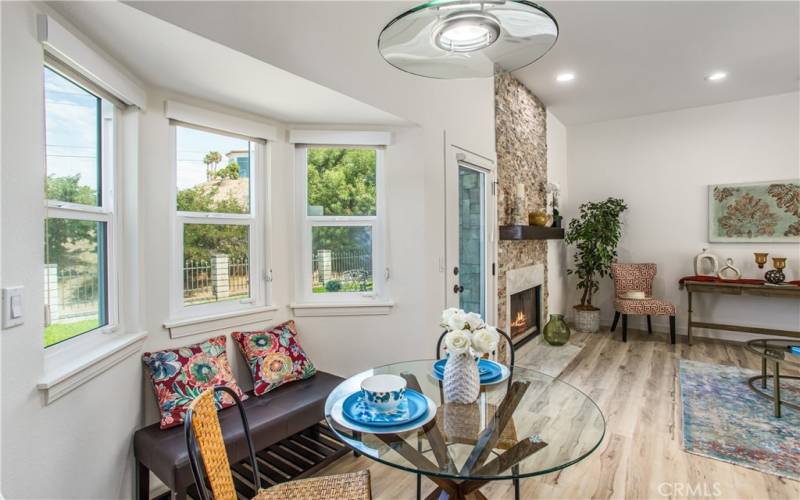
[565, 197, 627, 333]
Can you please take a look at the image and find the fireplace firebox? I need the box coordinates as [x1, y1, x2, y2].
[509, 285, 541, 341]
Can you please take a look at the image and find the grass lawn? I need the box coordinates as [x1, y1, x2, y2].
[313, 281, 373, 294]
[44, 318, 100, 347]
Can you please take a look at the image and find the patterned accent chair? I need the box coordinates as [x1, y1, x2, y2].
[610, 263, 676, 344]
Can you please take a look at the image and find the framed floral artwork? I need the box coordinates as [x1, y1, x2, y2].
[708, 179, 800, 243]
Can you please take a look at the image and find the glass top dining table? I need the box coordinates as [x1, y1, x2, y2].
[324, 359, 605, 491]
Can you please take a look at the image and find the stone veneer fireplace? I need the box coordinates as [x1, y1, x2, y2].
[505, 264, 544, 345]
[495, 73, 550, 355]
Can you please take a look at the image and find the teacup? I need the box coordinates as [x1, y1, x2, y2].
[361, 374, 406, 413]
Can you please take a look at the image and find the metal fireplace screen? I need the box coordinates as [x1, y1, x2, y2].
[509, 285, 541, 339]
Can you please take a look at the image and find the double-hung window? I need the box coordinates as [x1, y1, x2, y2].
[171, 123, 266, 318]
[295, 146, 386, 302]
[43, 64, 118, 348]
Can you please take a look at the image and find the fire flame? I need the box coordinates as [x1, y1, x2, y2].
[510, 311, 527, 328]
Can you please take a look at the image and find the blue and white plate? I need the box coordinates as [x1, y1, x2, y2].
[432, 358, 508, 385]
[342, 389, 428, 427]
[331, 392, 436, 434]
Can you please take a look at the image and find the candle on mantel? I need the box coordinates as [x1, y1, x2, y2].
[516, 183, 525, 199]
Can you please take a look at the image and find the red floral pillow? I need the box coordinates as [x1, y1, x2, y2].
[232, 320, 316, 396]
[142, 335, 247, 429]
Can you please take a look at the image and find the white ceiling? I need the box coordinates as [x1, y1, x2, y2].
[520, 1, 800, 124]
[59, 1, 799, 126]
[48, 1, 409, 126]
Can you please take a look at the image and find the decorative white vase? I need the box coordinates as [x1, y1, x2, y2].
[694, 248, 719, 276]
[443, 353, 480, 404]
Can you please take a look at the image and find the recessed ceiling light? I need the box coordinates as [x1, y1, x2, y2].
[556, 73, 575, 83]
[706, 72, 727, 82]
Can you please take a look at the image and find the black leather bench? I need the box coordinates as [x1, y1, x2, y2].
[134, 371, 344, 499]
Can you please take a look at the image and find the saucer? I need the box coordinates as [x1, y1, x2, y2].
[342, 389, 427, 427]
[330, 392, 436, 434]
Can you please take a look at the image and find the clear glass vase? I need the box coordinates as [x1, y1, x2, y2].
[543, 314, 570, 346]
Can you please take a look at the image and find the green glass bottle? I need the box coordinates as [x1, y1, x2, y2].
[543, 314, 570, 346]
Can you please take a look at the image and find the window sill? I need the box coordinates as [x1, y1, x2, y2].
[289, 301, 395, 317]
[38, 330, 147, 405]
[164, 305, 279, 339]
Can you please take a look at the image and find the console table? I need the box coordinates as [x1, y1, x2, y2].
[679, 277, 800, 345]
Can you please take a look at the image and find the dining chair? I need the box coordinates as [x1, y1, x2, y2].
[184, 386, 371, 500]
[424, 328, 520, 500]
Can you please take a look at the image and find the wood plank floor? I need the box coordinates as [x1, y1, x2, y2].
[321, 328, 800, 499]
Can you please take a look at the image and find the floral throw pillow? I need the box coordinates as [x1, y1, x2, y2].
[232, 320, 316, 396]
[142, 335, 247, 429]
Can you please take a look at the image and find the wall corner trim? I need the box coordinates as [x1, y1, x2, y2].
[37, 331, 148, 405]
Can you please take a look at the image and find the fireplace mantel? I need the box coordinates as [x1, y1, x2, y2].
[500, 225, 564, 240]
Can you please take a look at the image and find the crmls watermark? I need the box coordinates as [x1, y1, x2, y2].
[657, 482, 722, 497]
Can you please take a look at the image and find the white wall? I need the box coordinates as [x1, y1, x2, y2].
[566, 93, 800, 339]
[1, 3, 143, 498]
[546, 111, 569, 315]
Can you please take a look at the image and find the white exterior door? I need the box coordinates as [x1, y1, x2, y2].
[444, 143, 496, 325]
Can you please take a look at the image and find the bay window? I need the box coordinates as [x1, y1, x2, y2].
[295, 145, 386, 303]
[43, 64, 117, 347]
[171, 123, 266, 318]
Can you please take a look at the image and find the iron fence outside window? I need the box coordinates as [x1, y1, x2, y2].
[183, 257, 249, 304]
[311, 250, 372, 291]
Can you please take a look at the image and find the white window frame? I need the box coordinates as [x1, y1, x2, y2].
[169, 122, 269, 320]
[43, 64, 120, 349]
[294, 144, 387, 304]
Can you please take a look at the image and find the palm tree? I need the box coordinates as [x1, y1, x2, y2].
[203, 151, 223, 180]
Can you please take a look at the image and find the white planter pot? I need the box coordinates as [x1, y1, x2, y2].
[574, 308, 601, 333]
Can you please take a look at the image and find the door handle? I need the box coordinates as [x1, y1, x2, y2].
[453, 284, 464, 293]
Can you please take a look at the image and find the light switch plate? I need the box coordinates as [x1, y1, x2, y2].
[2, 286, 24, 329]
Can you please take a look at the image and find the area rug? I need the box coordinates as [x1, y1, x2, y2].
[679, 359, 800, 480]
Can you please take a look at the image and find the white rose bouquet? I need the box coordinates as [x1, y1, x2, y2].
[440, 308, 499, 356]
[444, 329, 472, 355]
[471, 327, 500, 354]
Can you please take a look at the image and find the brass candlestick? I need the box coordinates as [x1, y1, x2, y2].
[765, 257, 787, 284]
[754, 252, 768, 269]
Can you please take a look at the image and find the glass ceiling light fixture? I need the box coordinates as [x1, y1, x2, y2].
[378, 0, 558, 79]
[433, 11, 501, 53]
